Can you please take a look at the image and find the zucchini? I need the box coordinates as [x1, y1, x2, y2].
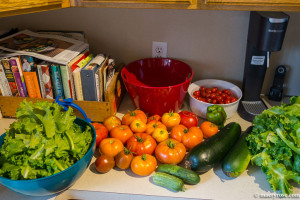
[222, 126, 253, 177]
[186, 122, 241, 173]
[153, 172, 186, 192]
[157, 164, 200, 185]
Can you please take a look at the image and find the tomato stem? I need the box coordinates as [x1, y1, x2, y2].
[135, 135, 144, 143]
[183, 128, 189, 134]
[141, 154, 147, 161]
[124, 146, 134, 155]
[130, 111, 137, 116]
[166, 139, 175, 149]
[169, 110, 174, 117]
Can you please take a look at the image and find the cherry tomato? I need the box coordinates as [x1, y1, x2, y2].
[115, 147, 134, 170]
[205, 88, 212, 94]
[155, 139, 186, 164]
[130, 119, 147, 133]
[91, 123, 108, 147]
[231, 97, 238, 103]
[225, 99, 231, 104]
[99, 138, 124, 157]
[103, 115, 121, 131]
[126, 133, 157, 156]
[152, 128, 169, 143]
[193, 90, 201, 97]
[223, 89, 231, 96]
[200, 121, 219, 138]
[122, 110, 147, 126]
[95, 155, 115, 173]
[161, 111, 181, 129]
[131, 154, 157, 176]
[211, 87, 218, 93]
[110, 125, 133, 144]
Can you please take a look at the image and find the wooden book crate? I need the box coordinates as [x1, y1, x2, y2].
[0, 70, 126, 122]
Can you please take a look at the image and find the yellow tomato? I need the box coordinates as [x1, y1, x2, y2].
[152, 128, 169, 143]
[130, 119, 147, 133]
[161, 111, 181, 129]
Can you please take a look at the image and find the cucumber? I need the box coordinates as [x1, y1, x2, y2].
[157, 164, 200, 185]
[222, 126, 253, 177]
[186, 122, 241, 173]
[153, 172, 186, 192]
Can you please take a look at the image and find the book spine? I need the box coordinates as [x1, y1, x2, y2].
[12, 56, 28, 96]
[81, 69, 97, 101]
[50, 65, 64, 99]
[1, 59, 19, 96]
[15, 57, 28, 96]
[23, 72, 42, 98]
[41, 65, 54, 99]
[60, 65, 71, 99]
[73, 70, 84, 101]
[0, 63, 12, 96]
[67, 64, 76, 99]
[37, 65, 46, 98]
[95, 72, 100, 101]
[10, 58, 27, 97]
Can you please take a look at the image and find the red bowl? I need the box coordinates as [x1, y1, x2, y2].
[121, 58, 193, 116]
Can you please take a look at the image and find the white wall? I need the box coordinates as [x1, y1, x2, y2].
[0, 8, 299, 96]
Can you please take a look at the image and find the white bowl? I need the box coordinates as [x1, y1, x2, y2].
[188, 79, 242, 119]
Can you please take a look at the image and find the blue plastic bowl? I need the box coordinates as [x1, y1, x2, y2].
[0, 117, 96, 196]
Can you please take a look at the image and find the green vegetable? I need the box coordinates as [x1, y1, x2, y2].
[222, 126, 253, 178]
[206, 105, 227, 129]
[0, 100, 93, 180]
[153, 172, 186, 192]
[157, 164, 200, 185]
[186, 122, 241, 173]
[246, 96, 300, 194]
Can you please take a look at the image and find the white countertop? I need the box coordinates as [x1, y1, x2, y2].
[0, 94, 299, 200]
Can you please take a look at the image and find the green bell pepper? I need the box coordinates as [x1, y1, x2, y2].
[206, 105, 227, 129]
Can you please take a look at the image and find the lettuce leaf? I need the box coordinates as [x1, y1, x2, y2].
[247, 96, 300, 194]
[0, 100, 92, 180]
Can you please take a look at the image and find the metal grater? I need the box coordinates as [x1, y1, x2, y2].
[241, 100, 267, 116]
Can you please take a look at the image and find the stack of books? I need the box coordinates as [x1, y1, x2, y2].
[0, 30, 117, 102]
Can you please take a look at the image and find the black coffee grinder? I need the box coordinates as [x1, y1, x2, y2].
[238, 11, 290, 122]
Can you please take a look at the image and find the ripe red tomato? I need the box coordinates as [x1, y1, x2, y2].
[91, 123, 108, 147]
[126, 133, 157, 156]
[178, 111, 199, 129]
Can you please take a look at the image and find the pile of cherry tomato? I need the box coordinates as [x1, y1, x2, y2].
[92, 110, 219, 176]
[192, 86, 237, 104]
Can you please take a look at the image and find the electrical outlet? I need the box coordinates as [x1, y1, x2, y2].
[152, 41, 167, 58]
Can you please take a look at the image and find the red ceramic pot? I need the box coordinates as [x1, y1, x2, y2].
[121, 58, 193, 116]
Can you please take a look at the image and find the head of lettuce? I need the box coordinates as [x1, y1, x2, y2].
[0, 100, 92, 180]
[247, 96, 300, 194]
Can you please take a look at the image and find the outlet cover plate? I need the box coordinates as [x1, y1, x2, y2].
[152, 41, 167, 58]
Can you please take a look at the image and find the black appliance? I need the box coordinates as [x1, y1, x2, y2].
[238, 11, 289, 122]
